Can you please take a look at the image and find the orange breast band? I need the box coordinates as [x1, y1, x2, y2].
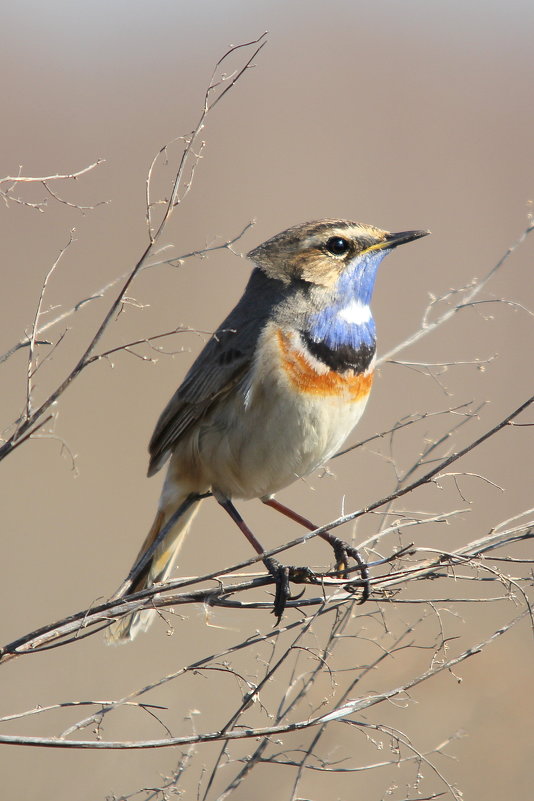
[276, 329, 374, 400]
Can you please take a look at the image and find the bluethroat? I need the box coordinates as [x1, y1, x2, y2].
[107, 219, 429, 642]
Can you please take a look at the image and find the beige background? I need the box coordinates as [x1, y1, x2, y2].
[1, 1, 533, 799]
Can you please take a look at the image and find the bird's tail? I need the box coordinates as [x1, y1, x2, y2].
[106, 482, 201, 644]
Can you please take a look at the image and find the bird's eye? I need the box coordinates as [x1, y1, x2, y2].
[325, 236, 350, 256]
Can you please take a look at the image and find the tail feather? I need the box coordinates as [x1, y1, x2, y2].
[106, 489, 201, 644]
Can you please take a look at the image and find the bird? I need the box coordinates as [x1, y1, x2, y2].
[107, 219, 429, 642]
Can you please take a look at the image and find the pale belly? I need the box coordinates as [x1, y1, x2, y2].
[167, 321, 375, 500]
[171, 357, 373, 501]
[218, 384, 371, 499]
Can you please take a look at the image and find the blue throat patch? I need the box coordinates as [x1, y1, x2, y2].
[308, 250, 388, 350]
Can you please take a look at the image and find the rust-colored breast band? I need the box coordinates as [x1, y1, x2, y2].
[276, 329, 374, 400]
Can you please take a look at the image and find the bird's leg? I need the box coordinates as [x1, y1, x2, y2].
[214, 494, 314, 622]
[262, 497, 370, 603]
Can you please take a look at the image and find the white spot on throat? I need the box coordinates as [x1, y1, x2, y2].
[337, 299, 371, 325]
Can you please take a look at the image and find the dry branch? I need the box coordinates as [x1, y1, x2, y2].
[0, 35, 266, 464]
[0, 608, 527, 753]
[1, 393, 531, 663]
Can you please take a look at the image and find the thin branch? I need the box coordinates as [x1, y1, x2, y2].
[41, 180, 109, 212]
[0, 700, 166, 725]
[23, 229, 76, 420]
[0, 500, 531, 663]
[332, 402, 479, 461]
[378, 217, 534, 364]
[0, 160, 106, 212]
[0, 160, 105, 184]
[0, 37, 266, 464]
[0, 221, 253, 368]
[0, 610, 526, 750]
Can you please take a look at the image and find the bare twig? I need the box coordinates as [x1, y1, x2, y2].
[23, 230, 76, 420]
[0, 609, 527, 751]
[0, 37, 266, 464]
[0, 160, 106, 211]
[0, 221, 254, 368]
[1, 442, 531, 663]
[378, 217, 534, 364]
[0, 161, 105, 185]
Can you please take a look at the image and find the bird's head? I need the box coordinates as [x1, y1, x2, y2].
[248, 219, 429, 351]
[248, 219, 429, 298]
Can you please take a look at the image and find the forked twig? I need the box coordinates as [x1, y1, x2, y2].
[0, 35, 266, 464]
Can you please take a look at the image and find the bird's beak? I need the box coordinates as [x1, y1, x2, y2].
[365, 229, 430, 254]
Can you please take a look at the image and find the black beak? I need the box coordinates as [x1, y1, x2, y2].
[382, 229, 430, 250]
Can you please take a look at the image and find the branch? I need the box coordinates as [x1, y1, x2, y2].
[0, 497, 531, 663]
[0, 37, 266, 464]
[0, 610, 526, 750]
[378, 216, 534, 364]
[0, 160, 106, 211]
[0, 221, 254, 368]
[0, 161, 105, 184]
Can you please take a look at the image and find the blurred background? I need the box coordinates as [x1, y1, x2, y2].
[1, 1, 533, 799]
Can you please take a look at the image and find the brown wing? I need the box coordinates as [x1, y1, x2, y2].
[147, 264, 294, 476]
[147, 300, 264, 477]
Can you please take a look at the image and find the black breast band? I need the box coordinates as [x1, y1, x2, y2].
[300, 331, 376, 373]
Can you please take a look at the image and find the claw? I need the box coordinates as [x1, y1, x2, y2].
[261, 498, 371, 606]
[264, 559, 315, 622]
[287, 586, 307, 602]
[333, 540, 350, 578]
[330, 536, 370, 603]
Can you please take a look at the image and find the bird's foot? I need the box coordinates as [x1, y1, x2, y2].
[263, 557, 315, 623]
[329, 536, 370, 603]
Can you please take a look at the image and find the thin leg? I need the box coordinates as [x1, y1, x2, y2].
[216, 495, 268, 556]
[215, 494, 314, 621]
[262, 497, 370, 603]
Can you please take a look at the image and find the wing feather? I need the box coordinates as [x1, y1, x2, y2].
[147, 279, 272, 476]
